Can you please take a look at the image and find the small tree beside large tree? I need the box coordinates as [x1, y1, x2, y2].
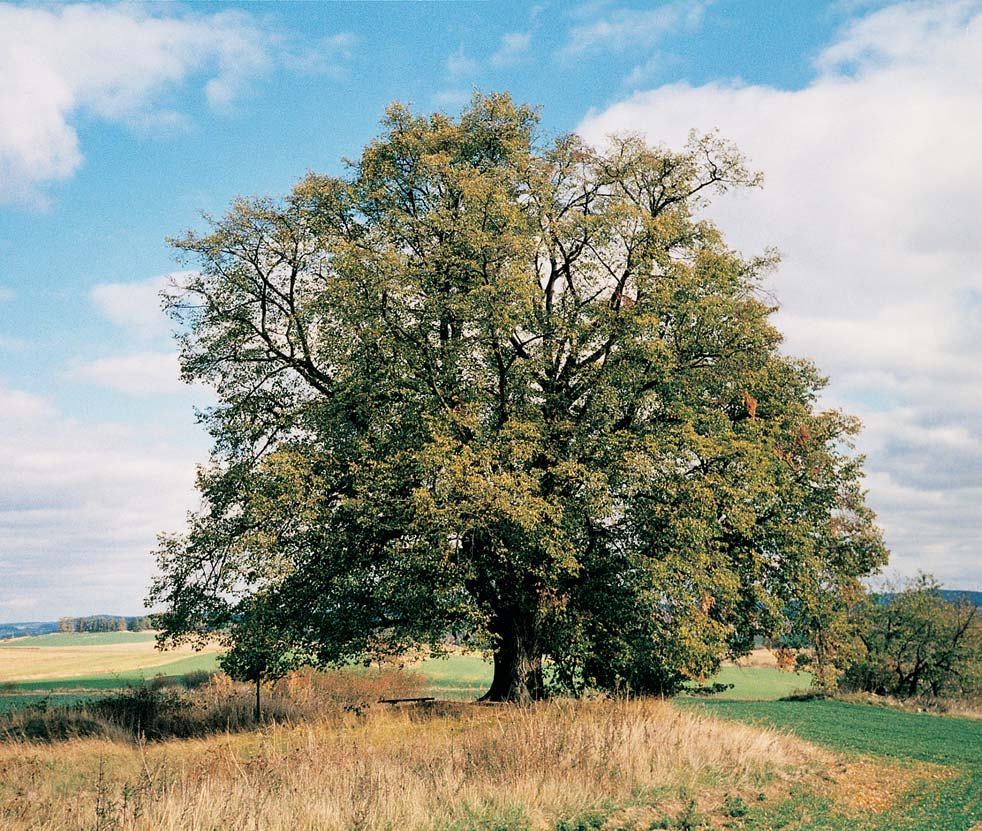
[149, 93, 887, 701]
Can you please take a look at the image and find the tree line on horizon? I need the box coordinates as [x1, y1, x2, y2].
[57, 615, 154, 633]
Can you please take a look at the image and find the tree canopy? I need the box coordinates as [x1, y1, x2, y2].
[149, 93, 887, 701]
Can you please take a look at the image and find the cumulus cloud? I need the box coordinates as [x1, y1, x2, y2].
[563, 1, 707, 56]
[0, 381, 203, 619]
[0, 3, 272, 204]
[577, 1, 982, 588]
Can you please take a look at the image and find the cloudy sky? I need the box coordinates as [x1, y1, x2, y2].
[0, 0, 979, 621]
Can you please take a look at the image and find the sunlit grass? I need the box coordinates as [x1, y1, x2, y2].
[0, 698, 826, 831]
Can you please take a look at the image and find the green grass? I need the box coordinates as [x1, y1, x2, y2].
[8, 653, 220, 692]
[690, 665, 813, 700]
[413, 654, 492, 698]
[0, 631, 158, 648]
[0, 693, 103, 713]
[411, 656, 813, 701]
[685, 699, 982, 830]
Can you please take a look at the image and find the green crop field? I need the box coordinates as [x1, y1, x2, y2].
[0, 693, 100, 713]
[412, 653, 492, 698]
[684, 699, 982, 830]
[0, 635, 810, 702]
[690, 664, 813, 700]
[0, 631, 221, 693]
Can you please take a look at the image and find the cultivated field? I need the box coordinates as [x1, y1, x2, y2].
[0, 631, 221, 688]
[688, 699, 982, 830]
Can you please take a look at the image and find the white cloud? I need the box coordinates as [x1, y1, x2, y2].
[0, 4, 272, 204]
[444, 32, 532, 81]
[0, 380, 205, 618]
[490, 32, 532, 68]
[282, 32, 357, 77]
[0, 287, 12, 302]
[0, 385, 56, 420]
[69, 351, 185, 396]
[82, 272, 204, 395]
[577, 1, 982, 589]
[446, 46, 478, 77]
[563, 2, 707, 56]
[90, 272, 190, 340]
[434, 89, 472, 111]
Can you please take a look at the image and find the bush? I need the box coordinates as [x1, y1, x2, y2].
[0, 666, 427, 743]
[181, 669, 216, 689]
[841, 575, 981, 698]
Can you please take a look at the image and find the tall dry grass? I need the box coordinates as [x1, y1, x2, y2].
[0, 697, 827, 831]
[0, 667, 426, 742]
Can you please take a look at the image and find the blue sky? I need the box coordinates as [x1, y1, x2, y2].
[1, 0, 980, 620]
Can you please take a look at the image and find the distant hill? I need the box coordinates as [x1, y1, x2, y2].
[938, 589, 982, 608]
[0, 614, 155, 641]
[0, 621, 59, 640]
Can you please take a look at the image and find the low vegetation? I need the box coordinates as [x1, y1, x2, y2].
[687, 698, 982, 829]
[0, 696, 825, 831]
[2, 631, 979, 829]
[0, 667, 424, 743]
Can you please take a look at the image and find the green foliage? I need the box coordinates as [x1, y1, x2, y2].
[722, 793, 750, 817]
[842, 574, 981, 698]
[217, 593, 307, 686]
[555, 809, 608, 831]
[149, 92, 886, 701]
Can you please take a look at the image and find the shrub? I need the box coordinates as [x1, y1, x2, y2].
[841, 575, 981, 698]
[0, 666, 427, 743]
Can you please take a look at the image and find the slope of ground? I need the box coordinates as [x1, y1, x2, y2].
[687, 699, 982, 830]
[0, 698, 827, 831]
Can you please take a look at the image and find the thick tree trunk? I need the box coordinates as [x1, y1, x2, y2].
[479, 607, 545, 702]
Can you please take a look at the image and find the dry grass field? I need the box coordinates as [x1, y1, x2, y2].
[0, 698, 827, 831]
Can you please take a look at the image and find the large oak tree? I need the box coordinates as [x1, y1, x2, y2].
[150, 93, 886, 701]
